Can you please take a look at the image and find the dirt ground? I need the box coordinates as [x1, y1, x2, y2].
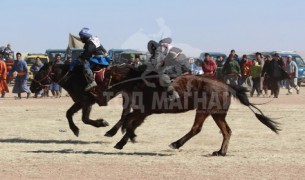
[1, 85, 305, 179]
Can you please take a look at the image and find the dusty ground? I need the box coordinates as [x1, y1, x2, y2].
[0, 85, 305, 179]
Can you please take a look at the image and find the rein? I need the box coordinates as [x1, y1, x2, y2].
[33, 64, 71, 87]
[33, 64, 54, 86]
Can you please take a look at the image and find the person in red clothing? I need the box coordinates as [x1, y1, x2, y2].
[201, 53, 216, 77]
[239, 54, 252, 85]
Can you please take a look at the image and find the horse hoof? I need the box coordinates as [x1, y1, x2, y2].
[104, 131, 115, 137]
[169, 142, 179, 149]
[212, 151, 226, 156]
[131, 137, 137, 143]
[114, 144, 123, 150]
[72, 128, 79, 137]
[97, 119, 109, 127]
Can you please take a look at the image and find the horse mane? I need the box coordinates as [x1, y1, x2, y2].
[110, 63, 147, 80]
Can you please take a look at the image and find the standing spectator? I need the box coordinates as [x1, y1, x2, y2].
[222, 54, 241, 85]
[4, 54, 14, 84]
[239, 55, 252, 85]
[229, 49, 239, 62]
[285, 55, 300, 95]
[131, 54, 142, 68]
[30, 57, 44, 98]
[3, 44, 14, 58]
[201, 53, 216, 77]
[0, 54, 9, 98]
[266, 53, 287, 98]
[215, 56, 225, 79]
[249, 59, 262, 97]
[9, 52, 31, 99]
[49, 54, 64, 98]
[261, 55, 273, 97]
[254, 52, 265, 93]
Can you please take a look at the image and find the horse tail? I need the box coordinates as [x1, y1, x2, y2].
[228, 85, 280, 134]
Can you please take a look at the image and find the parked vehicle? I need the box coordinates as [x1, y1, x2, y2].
[45, 49, 66, 62]
[199, 52, 227, 62]
[65, 48, 84, 61]
[118, 51, 148, 64]
[108, 49, 144, 64]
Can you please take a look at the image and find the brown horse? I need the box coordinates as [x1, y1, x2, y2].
[104, 64, 280, 156]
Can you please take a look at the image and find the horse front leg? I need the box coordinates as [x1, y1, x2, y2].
[66, 102, 82, 137]
[114, 111, 148, 150]
[82, 102, 109, 128]
[105, 94, 132, 137]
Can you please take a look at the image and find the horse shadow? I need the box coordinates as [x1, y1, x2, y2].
[26, 149, 173, 157]
[0, 138, 107, 145]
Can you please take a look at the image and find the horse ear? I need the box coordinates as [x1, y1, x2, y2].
[147, 40, 158, 54]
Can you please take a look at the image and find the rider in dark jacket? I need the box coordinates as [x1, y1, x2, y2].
[79, 27, 108, 91]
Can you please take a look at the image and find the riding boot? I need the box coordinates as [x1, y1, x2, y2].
[84, 72, 97, 92]
[167, 85, 180, 101]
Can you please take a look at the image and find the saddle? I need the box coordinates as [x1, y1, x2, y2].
[91, 66, 108, 106]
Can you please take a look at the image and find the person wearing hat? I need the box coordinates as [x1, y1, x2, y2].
[79, 27, 109, 91]
[265, 53, 288, 98]
[201, 53, 216, 77]
[285, 55, 300, 95]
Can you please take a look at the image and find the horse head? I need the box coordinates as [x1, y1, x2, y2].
[102, 64, 147, 93]
[30, 62, 54, 93]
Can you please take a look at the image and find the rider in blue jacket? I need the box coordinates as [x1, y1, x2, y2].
[79, 27, 110, 91]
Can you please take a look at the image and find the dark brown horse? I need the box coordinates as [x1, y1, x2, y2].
[104, 64, 280, 156]
[30, 62, 132, 137]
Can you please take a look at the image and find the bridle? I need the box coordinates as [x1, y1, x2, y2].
[33, 64, 54, 87]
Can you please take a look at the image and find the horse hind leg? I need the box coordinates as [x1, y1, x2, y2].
[66, 102, 82, 137]
[169, 111, 209, 149]
[211, 113, 231, 156]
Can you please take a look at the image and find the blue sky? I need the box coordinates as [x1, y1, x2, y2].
[1, 0, 305, 55]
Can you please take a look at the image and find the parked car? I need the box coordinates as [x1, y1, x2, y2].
[108, 49, 146, 64]
[65, 48, 84, 61]
[118, 51, 148, 64]
[45, 49, 66, 62]
[25, 53, 49, 80]
[199, 52, 227, 62]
